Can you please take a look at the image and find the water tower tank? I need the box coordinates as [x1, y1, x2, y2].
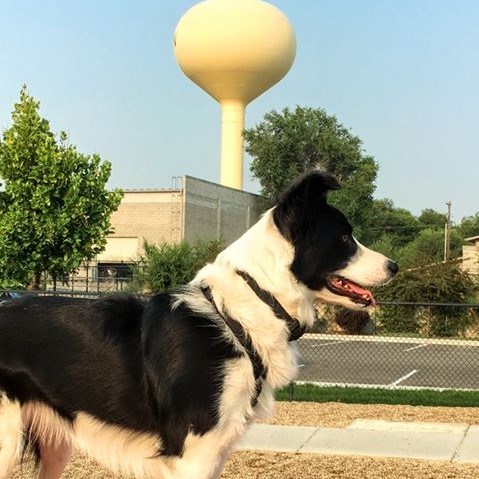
[174, 0, 296, 189]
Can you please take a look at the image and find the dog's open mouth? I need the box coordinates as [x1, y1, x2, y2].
[326, 275, 376, 307]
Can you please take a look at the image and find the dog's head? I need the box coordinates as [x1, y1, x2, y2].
[273, 171, 398, 309]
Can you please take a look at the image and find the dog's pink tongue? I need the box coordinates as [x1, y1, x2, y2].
[348, 282, 376, 306]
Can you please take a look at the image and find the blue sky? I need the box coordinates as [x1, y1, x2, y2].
[1, 0, 478, 222]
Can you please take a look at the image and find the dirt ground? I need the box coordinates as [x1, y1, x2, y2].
[12, 402, 479, 478]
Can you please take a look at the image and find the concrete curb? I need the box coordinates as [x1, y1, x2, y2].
[236, 421, 479, 463]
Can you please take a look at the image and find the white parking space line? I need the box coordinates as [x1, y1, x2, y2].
[389, 369, 418, 386]
[403, 344, 429, 352]
[311, 341, 351, 348]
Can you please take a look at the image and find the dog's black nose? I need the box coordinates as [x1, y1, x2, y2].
[387, 260, 399, 276]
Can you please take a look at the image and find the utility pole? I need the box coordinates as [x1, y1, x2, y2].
[444, 201, 452, 262]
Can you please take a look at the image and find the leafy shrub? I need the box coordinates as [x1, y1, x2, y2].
[130, 239, 223, 293]
[375, 304, 420, 334]
[398, 229, 463, 268]
[375, 262, 477, 337]
[335, 308, 372, 334]
[0, 278, 26, 290]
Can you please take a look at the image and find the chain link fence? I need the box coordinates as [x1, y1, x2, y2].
[2, 290, 478, 396]
[297, 302, 479, 392]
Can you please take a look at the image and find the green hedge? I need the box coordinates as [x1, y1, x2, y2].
[374, 262, 477, 337]
[130, 238, 223, 293]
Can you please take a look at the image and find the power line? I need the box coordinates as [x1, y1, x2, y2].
[362, 224, 449, 232]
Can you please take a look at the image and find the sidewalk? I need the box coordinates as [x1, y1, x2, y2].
[237, 420, 479, 463]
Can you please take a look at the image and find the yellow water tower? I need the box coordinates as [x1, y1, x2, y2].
[174, 0, 296, 190]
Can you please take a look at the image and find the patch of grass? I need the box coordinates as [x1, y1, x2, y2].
[275, 383, 479, 407]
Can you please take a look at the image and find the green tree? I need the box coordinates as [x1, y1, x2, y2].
[368, 234, 397, 260]
[457, 213, 479, 239]
[399, 228, 463, 268]
[244, 106, 378, 231]
[362, 199, 420, 247]
[0, 86, 122, 288]
[418, 208, 447, 230]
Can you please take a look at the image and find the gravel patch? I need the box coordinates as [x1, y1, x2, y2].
[267, 401, 479, 428]
[13, 451, 479, 479]
[12, 402, 479, 478]
[223, 451, 479, 478]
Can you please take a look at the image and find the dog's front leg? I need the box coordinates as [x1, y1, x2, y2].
[171, 437, 236, 479]
[37, 440, 72, 479]
[207, 451, 230, 479]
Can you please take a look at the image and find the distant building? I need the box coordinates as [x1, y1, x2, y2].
[64, 176, 261, 290]
[92, 176, 261, 277]
[462, 235, 479, 275]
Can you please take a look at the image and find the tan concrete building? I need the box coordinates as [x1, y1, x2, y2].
[462, 235, 479, 275]
[94, 176, 261, 274]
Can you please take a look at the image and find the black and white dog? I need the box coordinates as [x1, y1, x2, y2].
[0, 171, 397, 479]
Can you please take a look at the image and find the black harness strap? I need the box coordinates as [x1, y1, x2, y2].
[235, 270, 307, 342]
[201, 271, 305, 407]
[201, 286, 266, 407]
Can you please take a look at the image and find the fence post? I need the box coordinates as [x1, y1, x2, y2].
[288, 382, 294, 401]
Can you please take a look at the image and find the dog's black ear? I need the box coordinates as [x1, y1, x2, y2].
[272, 170, 340, 240]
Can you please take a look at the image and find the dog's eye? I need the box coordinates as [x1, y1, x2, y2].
[341, 234, 350, 243]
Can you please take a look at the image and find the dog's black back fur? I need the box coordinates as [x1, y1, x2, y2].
[0, 295, 155, 430]
[142, 293, 241, 456]
[0, 293, 242, 458]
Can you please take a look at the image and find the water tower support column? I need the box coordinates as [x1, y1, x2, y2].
[220, 100, 245, 190]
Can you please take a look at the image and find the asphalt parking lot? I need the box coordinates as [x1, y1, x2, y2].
[297, 335, 479, 390]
